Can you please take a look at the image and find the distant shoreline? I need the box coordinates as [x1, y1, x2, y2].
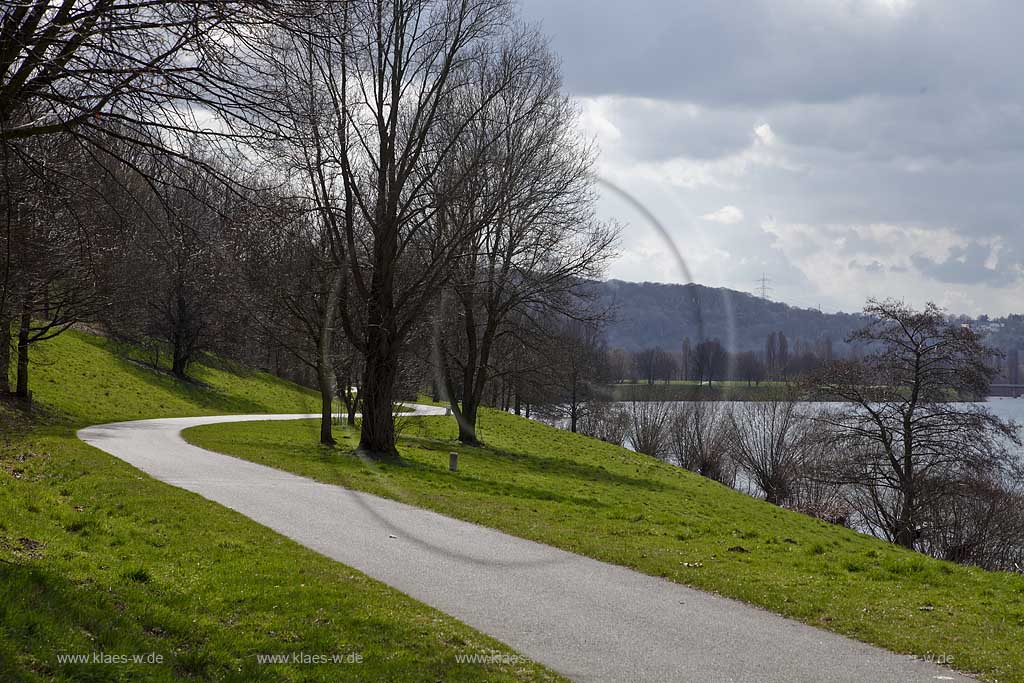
[600, 383, 1016, 403]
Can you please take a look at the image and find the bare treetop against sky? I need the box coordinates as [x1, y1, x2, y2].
[516, 0, 1024, 315]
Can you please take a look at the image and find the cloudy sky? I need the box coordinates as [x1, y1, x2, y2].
[516, 0, 1024, 315]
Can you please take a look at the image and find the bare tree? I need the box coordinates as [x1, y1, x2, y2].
[0, 1, 268, 142]
[692, 338, 726, 387]
[2, 132, 117, 398]
[736, 351, 765, 386]
[104, 156, 240, 379]
[577, 401, 630, 447]
[668, 401, 735, 485]
[632, 347, 676, 385]
[625, 400, 673, 459]
[915, 463, 1024, 570]
[811, 299, 1020, 549]
[532, 319, 610, 432]
[218, 180, 349, 444]
[784, 421, 849, 526]
[254, 0, 519, 455]
[727, 399, 813, 505]
[432, 28, 615, 444]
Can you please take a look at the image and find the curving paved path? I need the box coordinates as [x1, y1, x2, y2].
[79, 408, 972, 683]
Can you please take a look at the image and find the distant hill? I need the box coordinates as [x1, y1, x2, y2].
[592, 279, 867, 353]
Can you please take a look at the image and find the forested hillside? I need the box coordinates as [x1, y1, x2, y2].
[593, 280, 867, 352]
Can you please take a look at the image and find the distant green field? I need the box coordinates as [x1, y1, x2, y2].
[616, 380, 788, 386]
[187, 411, 1024, 682]
[0, 331, 559, 682]
[604, 381, 796, 401]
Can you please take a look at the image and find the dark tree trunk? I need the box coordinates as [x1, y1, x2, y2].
[356, 198, 401, 457]
[171, 342, 189, 379]
[0, 315, 11, 394]
[347, 389, 358, 426]
[458, 400, 479, 445]
[569, 370, 579, 433]
[318, 367, 335, 445]
[358, 337, 399, 457]
[513, 389, 521, 416]
[317, 271, 343, 446]
[316, 330, 334, 444]
[895, 484, 916, 549]
[447, 296, 489, 447]
[171, 293, 191, 379]
[16, 304, 30, 399]
[455, 364, 487, 446]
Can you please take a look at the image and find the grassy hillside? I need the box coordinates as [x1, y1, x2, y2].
[187, 411, 1024, 682]
[13, 331, 321, 424]
[0, 331, 560, 682]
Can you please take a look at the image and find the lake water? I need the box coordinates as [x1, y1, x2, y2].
[977, 396, 1024, 426]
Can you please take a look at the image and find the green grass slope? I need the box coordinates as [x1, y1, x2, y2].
[0, 331, 561, 683]
[186, 412, 1024, 682]
[18, 331, 321, 423]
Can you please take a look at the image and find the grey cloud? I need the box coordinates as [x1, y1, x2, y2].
[520, 0, 1022, 107]
[601, 100, 758, 161]
[911, 242, 1017, 286]
[849, 259, 886, 274]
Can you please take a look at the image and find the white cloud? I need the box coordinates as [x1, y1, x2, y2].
[577, 97, 622, 144]
[754, 123, 777, 146]
[701, 206, 745, 224]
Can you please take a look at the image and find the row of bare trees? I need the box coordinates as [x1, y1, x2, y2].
[2, 0, 278, 397]
[2, 0, 615, 458]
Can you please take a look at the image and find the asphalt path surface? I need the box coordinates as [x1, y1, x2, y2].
[79, 408, 972, 682]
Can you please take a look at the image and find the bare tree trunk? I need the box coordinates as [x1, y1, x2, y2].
[171, 338, 189, 378]
[346, 386, 359, 427]
[458, 400, 479, 445]
[16, 303, 30, 399]
[359, 335, 398, 457]
[569, 371, 580, 433]
[0, 315, 11, 394]
[171, 293, 190, 379]
[317, 367, 335, 445]
[317, 272, 343, 446]
[895, 481, 916, 549]
[456, 361, 487, 445]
